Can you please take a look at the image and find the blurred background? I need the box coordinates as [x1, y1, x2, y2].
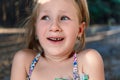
[0, 0, 120, 80]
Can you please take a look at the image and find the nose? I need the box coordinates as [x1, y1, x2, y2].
[49, 21, 62, 32]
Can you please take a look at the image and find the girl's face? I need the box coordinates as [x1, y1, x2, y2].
[36, 0, 82, 56]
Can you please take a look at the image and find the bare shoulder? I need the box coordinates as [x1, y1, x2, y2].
[78, 49, 103, 64]
[77, 49, 105, 80]
[13, 49, 37, 60]
[12, 49, 37, 74]
[11, 49, 37, 80]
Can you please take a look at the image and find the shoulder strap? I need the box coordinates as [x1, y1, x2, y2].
[73, 53, 89, 80]
[27, 53, 41, 80]
[73, 53, 80, 80]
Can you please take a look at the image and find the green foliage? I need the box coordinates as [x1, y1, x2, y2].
[88, 0, 120, 24]
[110, 0, 120, 3]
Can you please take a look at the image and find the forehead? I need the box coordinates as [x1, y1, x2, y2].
[37, 0, 76, 6]
[37, 0, 51, 4]
[37, 0, 77, 12]
[37, 0, 75, 3]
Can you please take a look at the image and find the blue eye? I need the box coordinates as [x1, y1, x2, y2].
[41, 16, 50, 20]
[61, 16, 70, 20]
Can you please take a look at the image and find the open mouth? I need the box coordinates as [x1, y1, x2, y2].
[47, 37, 64, 42]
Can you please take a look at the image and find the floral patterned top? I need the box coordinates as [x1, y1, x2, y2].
[27, 53, 89, 80]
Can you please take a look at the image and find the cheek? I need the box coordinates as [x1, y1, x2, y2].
[70, 31, 78, 41]
[68, 23, 79, 35]
[36, 26, 46, 45]
[36, 22, 47, 34]
[65, 26, 79, 40]
[36, 25, 45, 39]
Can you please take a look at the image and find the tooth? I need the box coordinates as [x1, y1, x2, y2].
[58, 38, 59, 40]
[49, 37, 63, 41]
[52, 38, 56, 40]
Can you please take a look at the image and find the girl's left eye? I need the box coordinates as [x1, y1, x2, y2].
[61, 16, 70, 20]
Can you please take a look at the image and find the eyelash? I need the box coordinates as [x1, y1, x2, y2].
[41, 16, 50, 20]
[40, 15, 70, 21]
[61, 16, 70, 20]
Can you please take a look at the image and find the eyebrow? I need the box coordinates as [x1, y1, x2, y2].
[40, 10, 50, 13]
[40, 9, 68, 13]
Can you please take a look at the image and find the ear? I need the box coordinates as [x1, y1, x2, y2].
[78, 22, 86, 37]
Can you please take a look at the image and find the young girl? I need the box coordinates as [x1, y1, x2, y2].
[11, 0, 105, 80]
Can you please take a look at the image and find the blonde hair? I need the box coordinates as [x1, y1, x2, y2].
[24, 0, 90, 53]
[74, 0, 90, 52]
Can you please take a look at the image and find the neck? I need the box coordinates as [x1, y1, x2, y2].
[43, 51, 74, 63]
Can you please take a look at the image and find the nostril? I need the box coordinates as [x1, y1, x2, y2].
[49, 24, 62, 32]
